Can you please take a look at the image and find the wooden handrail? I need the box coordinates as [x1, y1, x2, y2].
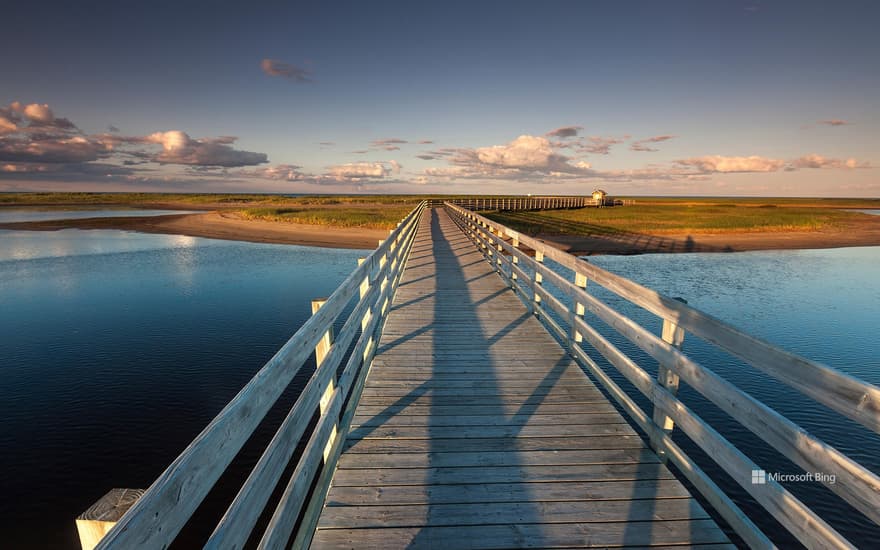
[442, 196, 598, 210]
[445, 201, 880, 549]
[445, 202, 880, 433]
[96, 202, 426, 549]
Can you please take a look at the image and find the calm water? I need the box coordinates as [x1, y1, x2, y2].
[1, 221, 878, 547]
[0, 227, 362, 549]
[0, 208, 198, 223]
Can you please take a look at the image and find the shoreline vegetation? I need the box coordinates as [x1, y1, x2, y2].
[1, 193, 879, 254]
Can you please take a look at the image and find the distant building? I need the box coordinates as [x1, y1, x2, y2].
[589, 189, 623, 207]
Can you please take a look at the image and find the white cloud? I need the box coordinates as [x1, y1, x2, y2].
[577, 135, 627, 155]
[469, 135, 586, 173]
[416, 135, 596, 184]
[0, 115, 19, 133]
[248, 164, 310, 181]
[630, 134, 676, 152]
[675, 155, 786, 173]
[371, 138, 407, 146]
[0, 135, 108, 164]
[0, 101, 269, 183]
[1, 101, 77, 131]
[790, 154, 866, 169]
[145, 131, 268, 167]
[325, 161, 400, 181]
[22, 103, 54, 123]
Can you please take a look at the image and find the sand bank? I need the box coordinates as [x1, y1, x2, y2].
[0, 211, 389, 250]
[2, 210, 880, 255]
[536, 216, 880, 255]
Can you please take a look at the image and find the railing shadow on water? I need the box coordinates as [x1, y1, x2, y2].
[491, 210, 734, 255]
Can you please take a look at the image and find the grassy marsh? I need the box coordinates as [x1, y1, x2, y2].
[484, 203, 876, 236]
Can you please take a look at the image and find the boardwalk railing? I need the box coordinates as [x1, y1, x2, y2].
[434, 196, 605, 210]
[95, 202, 426, 549]
[445, 201, 880, 549]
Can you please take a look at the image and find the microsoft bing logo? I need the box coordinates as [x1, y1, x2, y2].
[751, 469, 766, 484]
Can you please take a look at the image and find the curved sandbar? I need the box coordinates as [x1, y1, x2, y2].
[496, 213, 880, 256]
[3, 210, 880, 254]
[0, 211, 389, 250]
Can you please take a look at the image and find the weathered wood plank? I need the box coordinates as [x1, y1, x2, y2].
[355, 394, 612, 407]
[347, 423, 636, 440]
[311, 519, 730, 549]
[343, 435, 646, 453]
[329, 463, 677, 487]
[337, 448, 660, 469]
[325, 479, 694, 506]
[352, 412, 629, 428]
[351, 402, 618, 416]
[317, 498, 711, 528]
[367, 367, 587, 378]
[359, 386, 604, 398]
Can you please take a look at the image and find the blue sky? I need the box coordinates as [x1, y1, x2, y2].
[1, 0, 877, 195]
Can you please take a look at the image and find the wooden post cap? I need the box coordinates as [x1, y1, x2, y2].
[76, 488, 144, 550]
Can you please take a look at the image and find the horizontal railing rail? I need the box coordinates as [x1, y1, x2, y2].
[96, 201, 426, 549]
[446, 201, 880, 550]
[439, 196, 602, 210]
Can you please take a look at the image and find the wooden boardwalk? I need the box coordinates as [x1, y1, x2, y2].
[93, 202, 879, 549]
[311, 209, 732, 549]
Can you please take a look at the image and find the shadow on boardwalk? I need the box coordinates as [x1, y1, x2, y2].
[311, 208, 730, 548]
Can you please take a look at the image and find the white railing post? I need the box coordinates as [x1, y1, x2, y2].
[311, 298, 337, 461]
[495, 228, 504, 271]
[357, 258, 370, 330]
[76, 489, 144, 550]
[510, 234, 519, 283]
[531, 250, 544, 314]
[650, 298, 687, 462]
[570, 271, 588, 348]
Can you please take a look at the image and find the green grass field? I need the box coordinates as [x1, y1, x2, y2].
[238, 205, 415, 230]
[484, 201, 879, 236]
[2, 193, 878, 232]
[0, 192, 423, 229]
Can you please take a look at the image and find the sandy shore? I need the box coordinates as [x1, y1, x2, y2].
[535, 216, 880, 255]
[0, 211, 389, 250]
[2, 209, 880, 254]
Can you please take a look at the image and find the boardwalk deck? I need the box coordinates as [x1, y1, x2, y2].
[310, 209, 731, 549]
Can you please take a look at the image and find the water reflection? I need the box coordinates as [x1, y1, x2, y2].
[583, 246, 880, 546]
[0, 229, 363, 548]
[0, 228, 216, 262]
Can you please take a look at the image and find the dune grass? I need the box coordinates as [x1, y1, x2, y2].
[485, 202, 876, 236]
[3, 193, 877, 232]
[237, 205, 416, 229]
